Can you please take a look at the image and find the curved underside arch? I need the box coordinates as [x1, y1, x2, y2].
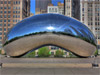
[16, 45, 87, 58]
[4, 33, 96, 57]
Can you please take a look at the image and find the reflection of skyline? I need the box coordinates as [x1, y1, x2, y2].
[6, 14, 96, 46]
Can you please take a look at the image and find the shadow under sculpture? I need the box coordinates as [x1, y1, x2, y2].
[3, 14, 97, 57]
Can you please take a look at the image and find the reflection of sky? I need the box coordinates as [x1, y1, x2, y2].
[7, 14, 96, 44]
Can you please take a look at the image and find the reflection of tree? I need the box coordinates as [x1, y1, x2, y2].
[3, 31, 96, 47]
[38, 46, 50, 57]
[53, 31, 96, 46]
[79, 29, 96, 44]
[54, 50, 64, 57]
[64, 28, 73, 34]
[3, 31, 47, 46]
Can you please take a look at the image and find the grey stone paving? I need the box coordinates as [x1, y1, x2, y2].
[0, 67, 100, 75]
[0, 56, 100, 75]
[0, 57, 100, 63]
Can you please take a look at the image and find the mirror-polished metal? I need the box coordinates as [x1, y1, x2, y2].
[3, 14, 97, 57]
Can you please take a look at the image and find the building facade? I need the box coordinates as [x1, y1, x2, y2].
[35, 0, 51, 14]
[48, 6, 59, 14]
[0, 0, 30, 50]
[47, 2, 64, 15]
[64, 0, 80, 20]
[80, 0, 100, 49]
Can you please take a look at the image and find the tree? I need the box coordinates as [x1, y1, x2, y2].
[38, 47, 50, 57]
[54, 50, 64, 57]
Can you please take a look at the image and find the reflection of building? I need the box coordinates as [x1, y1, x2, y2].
[80, 0, 100, 50]
[0, 0, 30, 51]
[35, 0, 51, 14]
[64, 0, 80, 20]
[47, 2, 64, 15]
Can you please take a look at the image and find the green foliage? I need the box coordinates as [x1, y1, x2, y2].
[94, 50, 98, 55]
[69, 52, 78, 58]
[38, 47, 50, 57]
[54, 50, 64, 57]
[0, 50, 1, 54]
[23, 51, 35, 58]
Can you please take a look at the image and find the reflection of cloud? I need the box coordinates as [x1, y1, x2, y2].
[47, 26, 55, 30]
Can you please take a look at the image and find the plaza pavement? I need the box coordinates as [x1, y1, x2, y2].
[0, 55, 100, 68]
[0, 56, 100, 75]
[0, 67, 100, 75]
[1, 57, 100, 63]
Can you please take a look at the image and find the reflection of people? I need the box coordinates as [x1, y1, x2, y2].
[0, 63, 2, 68]
[92, 55, 99, 68]
[95, 55, 97, 57]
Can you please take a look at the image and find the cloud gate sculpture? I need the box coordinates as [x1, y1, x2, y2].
[3, 14, 97, 57]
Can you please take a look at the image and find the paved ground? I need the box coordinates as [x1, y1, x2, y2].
[0, 57, 100, 64]
[0, 56, 100, 75]
[0, 67, 100, 75]
[0, 57, 100, 68]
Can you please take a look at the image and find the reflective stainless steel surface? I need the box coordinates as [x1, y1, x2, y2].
[3, 14, 97, 57]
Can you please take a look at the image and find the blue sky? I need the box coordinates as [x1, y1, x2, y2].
[31, 0, 64, 14]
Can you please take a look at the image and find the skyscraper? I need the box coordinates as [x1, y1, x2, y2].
[64, 0, 80, 20]
[80, 0, 100, 49]
[35, 0, 51, 14]
[0, 0, 30, 51]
